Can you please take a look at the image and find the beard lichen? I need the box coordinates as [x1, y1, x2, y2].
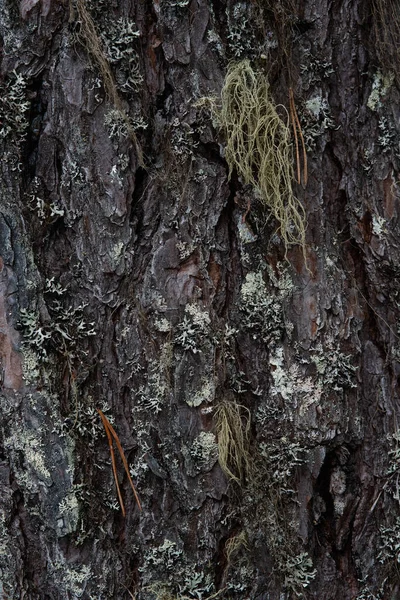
[214, 398, 252, 485]
[217, 60, 306, 255]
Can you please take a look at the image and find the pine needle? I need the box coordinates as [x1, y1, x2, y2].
[97, 409, 142, 515]
[289, 87, 307, 187]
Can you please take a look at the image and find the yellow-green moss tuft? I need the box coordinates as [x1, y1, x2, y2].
[214, 399, 252, 485]
[217, 60, 306, 254]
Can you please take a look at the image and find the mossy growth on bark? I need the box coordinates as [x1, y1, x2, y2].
[216, 60, 307, 255]
[214, 398, 252, 485]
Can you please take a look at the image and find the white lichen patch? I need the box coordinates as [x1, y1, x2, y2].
[176, 240, 196, 260]
[140, 539, 183, 573]
[22, 347, 41, 383]
[183, 431, 219, 475]
[187, 378, 215, 407]
[269, 347, 322, 413]
[302, 93, 336, 150]
[367, 70, 394, 111]
[372, 214, 387, 237]
[282, 552, 317, 593]
[5, 430, 51, 488]
[236, 216, 257, 244]
[57, 490, 80, 536]
[136, 342, 172, 412]
[0, 70, 30, 145]
[0, 509, 8, 557]
[49, 555, 91, 597]
[175, 304, 211, 353]
[311, 342, 357, 393]
[259, 436, 306, 484]
[154, 316, 172, 333]
[240, 269, 292, 343]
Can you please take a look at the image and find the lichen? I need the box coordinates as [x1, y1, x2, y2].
[187, 378, 215, 407]
[182, 431, 219, 475]
[100, 18, 142, 94]
[216, 60, 306, 252]
[300, 93, 336, 151]
[49, 554, 91, 597]
[269, 347, 322, 415]
[175, 304, 212, 353]
[214, 399, 251, 485]
[0, 70, 30, 146]
[367, 70, 394, 111]
[311, 341, 358, 393]
[4, 430, 51, 490]
[136, 342, 173, 413]
[239, 267, 293, 344]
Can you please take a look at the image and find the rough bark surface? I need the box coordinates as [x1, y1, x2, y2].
[1, 0, 400, 599]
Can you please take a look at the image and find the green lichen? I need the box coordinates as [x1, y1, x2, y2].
[217, 61, 306, 252]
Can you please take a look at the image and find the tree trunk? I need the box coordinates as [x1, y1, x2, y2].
[1, 0, 399, 598]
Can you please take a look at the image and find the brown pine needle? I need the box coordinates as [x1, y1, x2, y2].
[289, 88, 308, 187]
[97, 409, 142, 515]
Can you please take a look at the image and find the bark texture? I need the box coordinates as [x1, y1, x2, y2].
[1, 0, 400, 598]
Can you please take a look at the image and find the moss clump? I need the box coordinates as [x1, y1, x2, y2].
[214, 399, 252, 485]
[217, 60, 306, 253]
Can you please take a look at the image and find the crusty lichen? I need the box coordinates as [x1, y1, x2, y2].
[239, 266, 293, 344]
[367, 70, 394, 112]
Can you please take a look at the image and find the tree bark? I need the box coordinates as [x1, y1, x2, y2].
[0, 0, 399, 598]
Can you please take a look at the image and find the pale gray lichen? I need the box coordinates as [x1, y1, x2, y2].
[182, 431, 219, 476]
[170, 119, 199, 162]
[227, 1, 258, 59]
[100, 18, 142, 94]
[300, 52, 334, 89]
[240, 267, 293, 344]
[281, 552, 317, 596]
[104, 108, 147, 146]
[0, 70, 30, 146]
[367, 70, 394, 111]
[19, 278, 96, 366]
[27, 178, 65, 223]
[311, 342, 357, 393]
[269, 347, 322, 415]
[301, 93, 336, 151]
[136, 342, 173, 412]
[187, 378, 215, 407]
[140, 538, 215, 599]
[377, 115, 397, 154]
[378, 517, 400, 564]
[4, 430, 51, 490]
[175, 303, 212, 353]
[259, 436, 307, 485]
[48, 553, 91, 598]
